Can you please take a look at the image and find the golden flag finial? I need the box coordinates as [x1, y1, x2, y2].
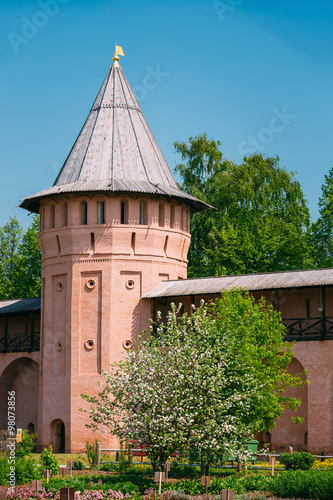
[113, 43, 125, 67]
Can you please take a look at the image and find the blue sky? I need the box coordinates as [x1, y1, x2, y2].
[1, 0, 333, 228]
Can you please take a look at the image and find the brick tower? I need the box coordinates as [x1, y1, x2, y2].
[20, 50, 207, 451]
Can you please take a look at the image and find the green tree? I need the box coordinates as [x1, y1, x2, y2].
[174, 135, 311, 277]
[81, 291, 305, 473]
[308, 166, 333, 268]
[0, 217, 22, 299]
[0, 215, 41, 299]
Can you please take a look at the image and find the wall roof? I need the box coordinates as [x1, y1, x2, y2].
[0, 298, 41, 315]
[142, 268, 333, 298]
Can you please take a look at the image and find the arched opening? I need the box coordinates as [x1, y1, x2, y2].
[139, 201, 147, 225]
[170, 204, 176, 228]
[271, 357, 308, 452]
[50, 205, 55, 229]
[158, 203, 165, 227]
[82, 201, 88, 225]
[0, 358, 39, 433]
[51, 419, 65, 453]
[27, 423, 35, 434]
[98, 202, 105, 224]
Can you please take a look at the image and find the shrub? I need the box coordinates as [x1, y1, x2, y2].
[73, 460, 84, 470]
[271, 470, 333, 500]
[16, 430, 38, 458]
[15, 457, 41, 484]
[85, 440, 98, 467]
[279, 451, 315, 470]
[1, 455, 41, 486]
[0, 456, 10, 486]
[40, 446, 59, 475]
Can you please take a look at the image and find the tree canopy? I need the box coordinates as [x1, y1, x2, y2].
[0, 216, 41, 300]
[81, 291, 305, 472]
[308, 166, 333, 268]
[174, 134, 311, 277]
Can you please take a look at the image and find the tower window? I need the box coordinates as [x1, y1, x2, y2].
[98, 202, 105, 224]
[50, 205, 55, 229]
[139, 201, 147, 225]
[82, 202, 88, 225]
[159, 203, 165, 227]
[131, 232, 136, 254]
[170, 204, 175, 228]
[63, 202, 68, 227]
[121, 201, 128, 224]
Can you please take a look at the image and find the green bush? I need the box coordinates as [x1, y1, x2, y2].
[40, 446, 59, 474]
[73, 460, 84, 470]
[279, 451, 315, 470]
[0, 456, 10, 486]
[16, 430, 38, 458]
[1, 455, 41, 485]
[15, 457, 41, 484]
[271, 470, 333, 500]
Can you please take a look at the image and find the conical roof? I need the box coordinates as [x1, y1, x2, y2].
[20, 58, 209, 213]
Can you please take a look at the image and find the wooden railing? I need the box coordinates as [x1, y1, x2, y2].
[0, 332, 40, 353]
[283, 317, 333, 340]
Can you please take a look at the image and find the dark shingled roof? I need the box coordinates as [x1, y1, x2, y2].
[0, 298, 41, 315]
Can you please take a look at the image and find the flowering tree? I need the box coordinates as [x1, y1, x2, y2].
[81, 290, 305, 472]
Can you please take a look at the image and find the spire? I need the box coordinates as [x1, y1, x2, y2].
[20, 54, 209, 213]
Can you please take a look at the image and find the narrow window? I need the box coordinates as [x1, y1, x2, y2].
[139, 201, 148, 225]
[121, 201, 127, 224]
[181, 207, 184, 230]
[139, 203, 144, 225]
[82, 202, 88, 225]
[306, 299, 310, 319]
[91, 233, 95, 252]
[186, 209, 190, 232]
[159, 203, 165, 227]
[163, 235, 169, 256]
[98, 202, 105, 224]
[131, 232, 136, 254]
[63, 202, 68, 227]
[50, 205, 55, 229]
[56, 235, 61, 255]
[170, 204, 175, 228]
